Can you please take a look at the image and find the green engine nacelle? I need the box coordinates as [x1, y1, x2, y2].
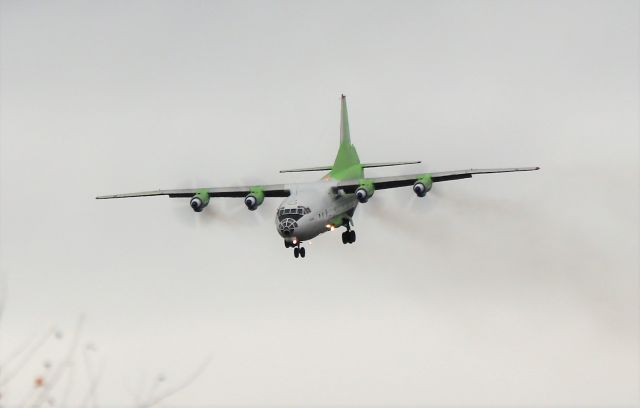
[244, 187, 265, 211]
[190, 189, 210, 212]
[355, 180, 375, 203]
[413, 174, 433, 197]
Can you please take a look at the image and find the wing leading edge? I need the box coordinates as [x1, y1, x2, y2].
[96, 184, 290, 200]
[97, 167, 538, 199]
[334, 166, 540, 193]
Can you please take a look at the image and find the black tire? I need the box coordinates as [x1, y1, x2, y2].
[342, 231, 348, 244]
[284, 241, 290, 248]
[349, 230, 356, 243]
[294, 247, 299, 258]
[300, 247, 306, 258]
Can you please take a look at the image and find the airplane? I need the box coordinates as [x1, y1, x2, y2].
[97, 95, 539, 259]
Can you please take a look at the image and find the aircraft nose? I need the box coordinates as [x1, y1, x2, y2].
[278, 218, 298, 237]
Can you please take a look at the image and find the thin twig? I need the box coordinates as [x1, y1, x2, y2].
[29, 316, 84, 408]
[0, 327, 55, 387]
[58, 347, 77, 408]
[80, 355, 105, 408]
[142, 355, 212, 408]
[0, 274, 7, 337]
[0, 331, 38, 376]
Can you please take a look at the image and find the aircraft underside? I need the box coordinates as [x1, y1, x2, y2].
[277, 189, 359, 259]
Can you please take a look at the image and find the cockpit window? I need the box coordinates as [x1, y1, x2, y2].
[278, 206, 311, 221]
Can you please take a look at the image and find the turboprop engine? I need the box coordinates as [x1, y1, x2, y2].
[244, 188, 265, 211]
[412, 174, 433, 198]
[355, 181, 375, 203]
[190, 190, 210, 212]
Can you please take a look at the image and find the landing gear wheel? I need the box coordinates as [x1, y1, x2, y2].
[342, 230, 356, 244]
[284, 240, 291, 248]
[294, 247, 299, 258]
[300, 247, 306, 258]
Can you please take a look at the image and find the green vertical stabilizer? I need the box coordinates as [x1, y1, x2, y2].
[329, 95, 363, 180]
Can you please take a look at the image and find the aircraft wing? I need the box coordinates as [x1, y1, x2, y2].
[334, 166, 540, 193]
[96, 183, 290, 199]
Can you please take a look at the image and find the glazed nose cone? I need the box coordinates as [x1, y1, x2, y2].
[278, 218, 297, 237]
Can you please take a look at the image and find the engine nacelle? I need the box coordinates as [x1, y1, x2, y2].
[355, 181, 375, 203]
[413, 174, 433, 198]
[190, 190, 210, 212]
[244, 188, 265, 211]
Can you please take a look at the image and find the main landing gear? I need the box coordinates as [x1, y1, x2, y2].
[285, 240, 306, 259]
[341, 226, 356, 244]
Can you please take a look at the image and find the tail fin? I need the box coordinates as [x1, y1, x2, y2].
[330, 95, 362, 180]
[340, 94, 351, 144]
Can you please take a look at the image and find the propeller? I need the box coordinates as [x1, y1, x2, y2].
[170, 176, 278, 229]
[235, 176, 277, 226]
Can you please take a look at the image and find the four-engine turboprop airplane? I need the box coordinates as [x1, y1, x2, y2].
[97, 95, 539, 258]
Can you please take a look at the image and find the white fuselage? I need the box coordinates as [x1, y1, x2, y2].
[275, 180, 358, 242]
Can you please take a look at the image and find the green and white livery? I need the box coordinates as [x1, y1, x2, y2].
[97, 95, 539, 259]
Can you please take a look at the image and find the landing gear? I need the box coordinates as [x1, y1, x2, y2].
[341, 229, 356, 244]
[292, 243, 306, 259]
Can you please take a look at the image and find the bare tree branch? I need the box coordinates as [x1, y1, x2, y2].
[29, 315, 84, 408]
[0, 274, 7, 335]
[80, 356, 105, 408]
[58, 347, 77, 408]
[0, 327, 55, 388]
[142, 355, 212, 408]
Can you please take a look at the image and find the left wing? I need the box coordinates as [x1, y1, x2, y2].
[334, 166, 540, 193]
[96, 183, 290, 199]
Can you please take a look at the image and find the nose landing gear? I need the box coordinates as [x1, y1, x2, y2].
[293, 246, 306, 258]
[286, 240, 306, 259]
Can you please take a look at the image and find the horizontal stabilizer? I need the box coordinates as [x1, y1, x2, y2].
[279, 161, 421, 173]
[361, 160, 421, 169]
[279, 165, 334, 173]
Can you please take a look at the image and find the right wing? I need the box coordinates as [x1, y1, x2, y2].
[335, 166, 540, 193]
[96, 183, 290, 199]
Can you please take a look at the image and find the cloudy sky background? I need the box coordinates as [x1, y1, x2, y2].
[1, 0, 638, 406]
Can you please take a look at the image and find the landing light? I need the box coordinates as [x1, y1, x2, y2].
[330, 226, 335, 231]
[292, 239, 298, 245]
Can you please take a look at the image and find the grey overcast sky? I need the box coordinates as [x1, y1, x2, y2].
[1, 0, 638, 406]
